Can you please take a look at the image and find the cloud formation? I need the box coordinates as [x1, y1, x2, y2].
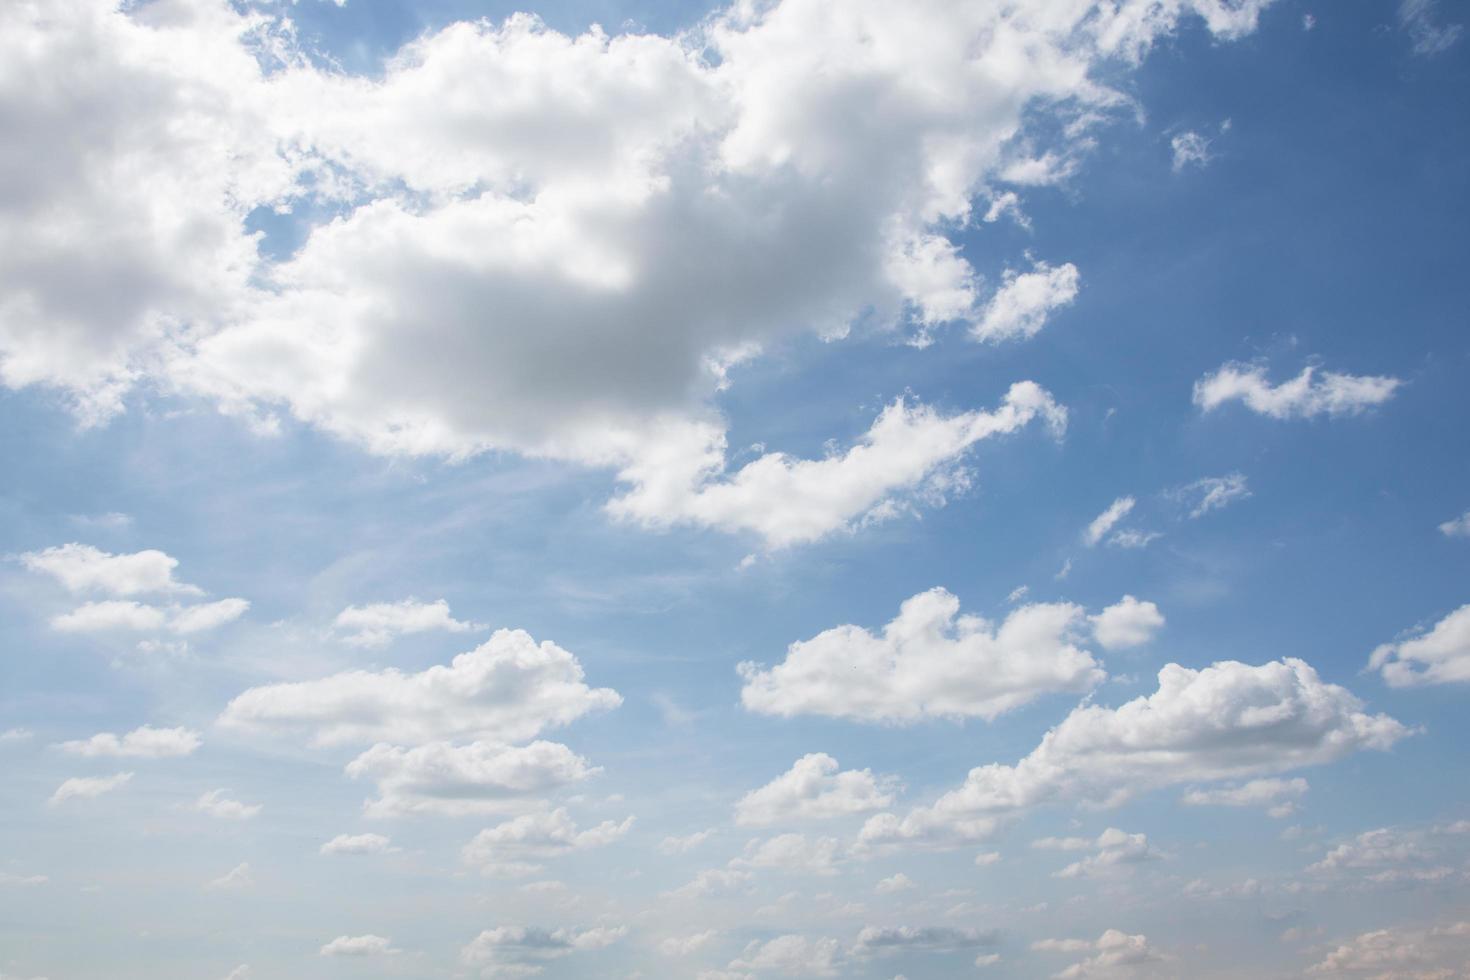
[1193, 362, 1400, 419]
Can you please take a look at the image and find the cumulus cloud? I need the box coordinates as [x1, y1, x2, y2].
[971, 261, 1081, 343]
[320, 935, 399, 957]
[195, 789, 262, 820]
[1370, 604, 1470, 687]
[332, 598, 483, 648]
[462, 808, 634, 876]
[860, 659, 1408, 848]
[730, 834, 844, 876]
[219, 628, 620, 746]
[51, 600, 167, 633]
[1088, 596, 1164, 651]
[19, 544, 201, 596]
[320, 833, 394, 856]
[1181, 777, 1307, 818]
[1084, 497, 1135, 547]
[739, 588, 1105, 724]
[1193, 362, 1401, 419]
[345, 739, 599, 818]
[728, 934, 841, 977]
[1, 0, 1271, 539]
[607, 382, 1067, 549]
[1053, 828, 1161, 879]
[875, 872, 916, 894]
[1169, 473, 1250, 518]
[660, 931, 719, 957]
[461, 925, 626, 975]
[1309, 920, 1470, 976]
[57, 725, 200, 758]
[666, 868, 755, 900]
[1306, 824, 1470, 885]
[659, 829, 715, 855]
[49, 772, 132, 805]
[1046, 930, 1161, 978]
[735, 754, 895, 826]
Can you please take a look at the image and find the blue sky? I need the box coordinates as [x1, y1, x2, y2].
[2, 1, 1469, 977]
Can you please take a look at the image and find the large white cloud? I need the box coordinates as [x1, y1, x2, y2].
[345, 740, 599, 818]
[861, 659, 1408, 848]
[1193, 362, 1401, 419]
[734, 753, 895, 826]
[739, 588, 1106, 724]
[1369, 603, 1470, 687]
[20, 544, 201, 597]
[3, 0, 1273, 534]
[218, 628, 620, 746]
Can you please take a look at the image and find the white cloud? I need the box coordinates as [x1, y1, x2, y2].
[207, 862, 253, 890]
[728, 934, 841, 977]
[971, 261, 1081, 344]
[462, 808, 634, 877]
[57, 725, 201, 758]
[0, 872, 47, 887]
[1193, 362, 1401, 419]
[1309, 920, 1470, 975]
[19, 544, 201, 596]
[1399, 0, 1464, 56]
[1181, 777, 1307, 818]
[1439, 510, 1470, 538]
[49, 772, 132, 805]
[320, 935, 399, 957]
[667, 868, 754, 900]
[739, 588, 1105, 724]
[168, 598, 250, 634]
[860, 659, 1408, 849]
[195, 789, 262, 821]
[219, 628, 620, 746]
[1053, 828, 1161, 879]
[1369, 604, 1470, 687]
[1084, 497, 1135, 546]
[1106, 529, 1160, 550]
[1170, 473, 1250, 518]
[735, 754, 895, 826]
[875, 872, 916, 894]
[221, 967, 250, 980]
[461, 925, 626, 974]
[730, 834, 844, 876]
[1049, 930, 1161, 978]
[320, 833, 394, 856]
[1170, 131, 1211, 172]
[332, 598, 482, 648]
[607, 383, 1066, 549]
[51, 600, 166, 633]
[1089, 596, 1164, 651]
[1306, 824, 1470, 885]
[1033, 836, 1092, 852]
[345, 740, 599, 818]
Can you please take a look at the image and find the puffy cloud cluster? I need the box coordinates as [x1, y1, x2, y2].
[319, 935, 399, 957]
[735, 753, 895, 826]
[727, 934, 841, 976]
[1052, 828, 1161, 879]
[2, 0, 1276, 547]
[319, 833, 393, 856]
[195, 789, 262, 821]
[739, 588, 1117, 724]
[460, 925, 626, 975]
[1308, 919, 1470, 976]
[853, 925, 1001, 955]
[1193, 362, 1401, 419]
[346, 740, 599, 818]
[461, 808, 634, 877]
[57, 725, 200, 758]
[20, 544, 247, 637]
[1088, 596, 1164, 651]
[1035, 930, 1161, 978]
[219, 629, 620, 746]
[861, 659, 1408, 848]
[332, 598, 483, 648]
[1307, 824, 1470, 886]
[1369, 604, 1470, 687]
